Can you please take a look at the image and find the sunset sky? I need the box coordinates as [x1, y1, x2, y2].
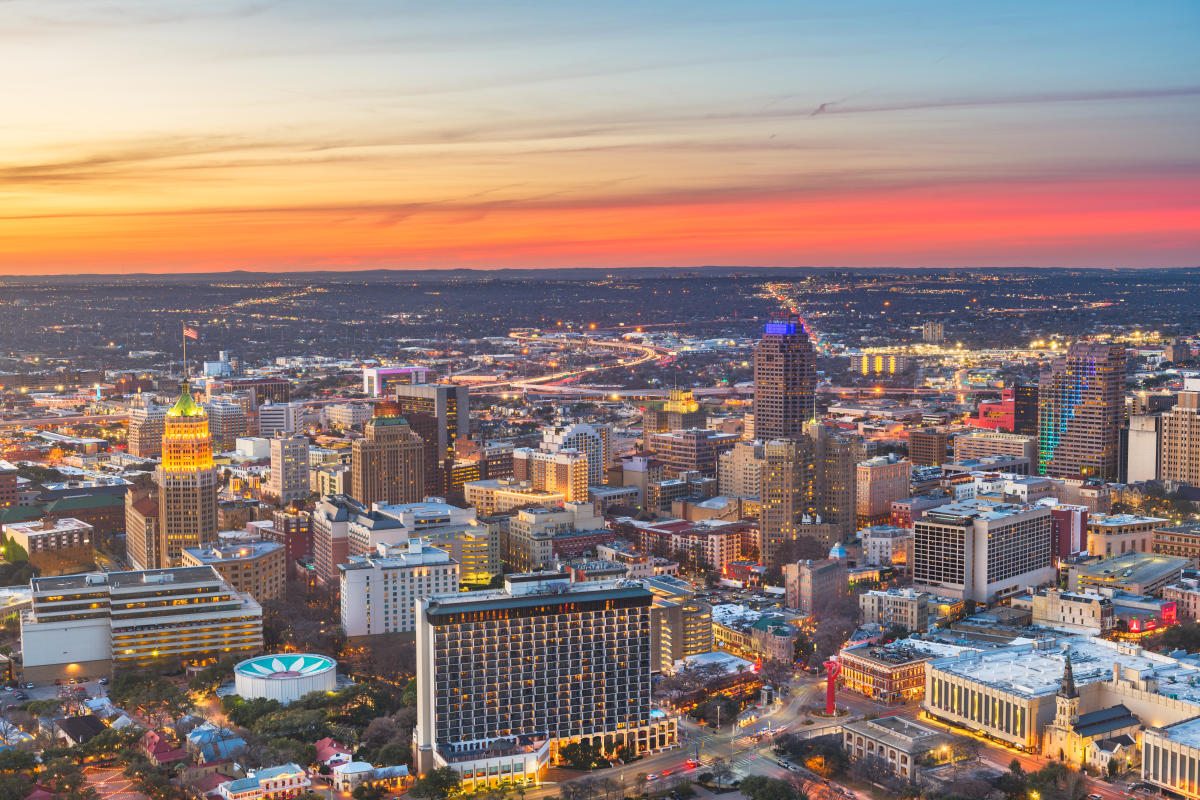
[2, 1, 1198, 274]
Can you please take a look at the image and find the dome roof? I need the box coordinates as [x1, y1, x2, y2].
[167, 382, 204, 417]
[828, 543, 848, 560]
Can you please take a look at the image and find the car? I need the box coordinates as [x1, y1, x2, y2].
[14, 693, 27, 701]
[23, 683, 34, 689]
[778, 760, 791, 769]
[1, 686, 12, 693]
[54, 679, 62, 685]
[661, 769, 674, 776]
[645, 774, 659, 782]
[1088, 795, 1103, 800]
[97, 677, 108, 685]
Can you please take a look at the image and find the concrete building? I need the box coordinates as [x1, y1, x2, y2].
[753, 316, 817, 440]
[908, 430, 948, 467]
[392, 384, 470, 497]
[325, 402, 374, 430]
[856, 456, 912, 528]
[156, 385, 219, 568]
[124, 490, 158, 571]
[181, 539, 286, 603]
[922, 321, 944, 344]
[362, 366, 433, 396]
[20, 565, 263, 680]
[127, 404, 168, 458]
[1020, 588, 1115, 635]
[642, 575, 713, 673]
[1068, 552, 1188, 597]
[351, 414, 425, 508]
[267, 434, 309, 507]
[507, 502, 604, 573]
[1161, 391, 1200, 486]
[842, 716, 957, 781]
[1086, 513, 1170, 558]
[462, 478, 565, 516]
[1038, 342, 1127, 480]
[647, 428, 739, 479]
[1126, 414, 1162, 484]
[953, 431, 1039, 465]
[311, 494, 359, 583]
[1163, 578, 1200, 622]
[859, 525, 914, 570]
[1154, 523, 1200, 566]
[717, 440, 766, 499]
[339, 540, 459, 636]
[413, 573, 676, 788]
[349, 500, 496, 585]
[913, 499, 1055, 604]
[206, 401, 248, 452]
[540, 423, 611, 487]
[257, 401, 304, 438]
[858, 588, 929, 631]
[760, 437, 815, 569]
[512, 447, 589, 502]
[783, 558, 847, 617]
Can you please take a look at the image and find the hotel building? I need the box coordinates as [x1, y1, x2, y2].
[339, 540, 460, 636]
[181, 539, 286, 603]
[20, 565, 263, 680]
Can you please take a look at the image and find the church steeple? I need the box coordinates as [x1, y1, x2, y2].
[1058, 651, 1078, 699]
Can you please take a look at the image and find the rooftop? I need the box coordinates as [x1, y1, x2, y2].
[32, 565, 223, 593]
[929, 636, 1200, 702]
[423, 578, 650, 619]
[923, 498, 1047, 523]
[183, 540, 282, 563]
[1073, 551, 1189, 584]
[1089, 513, 1170, 527]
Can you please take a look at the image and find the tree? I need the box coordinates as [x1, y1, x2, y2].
[710, 758, 734, 790]
[410, 766, 462, 800]
[739, 776, 803, 800]
[558, 740, 606, 770]
[1107, 757, 1119, 779]
[352, 785, 387, 800]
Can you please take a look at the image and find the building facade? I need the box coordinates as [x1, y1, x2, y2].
[340, 540, 460, 636]
[181, 539, 286, 602]
[1161, 391, 1200, 486]
[267, 434, 309, 507]
[753, 316, 817, 440]
[351, 414, 425, 508]
[156, 385, 219, 568]
[1038, 342, 1127, 479]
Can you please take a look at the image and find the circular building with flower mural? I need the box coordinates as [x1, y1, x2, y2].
[234, 653, 338, 704]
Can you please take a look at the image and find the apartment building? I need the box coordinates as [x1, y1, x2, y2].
[1161, 391, 1200, 486]
[340, 540, 459, 636]
[181, 539, 286, 603]
[20, 566, 263, 680]
[512, 447, 589, 502]
[1, 517, 93, 575]
[507, 502, 604, 573]
[267, 434, 309, 507]
[1086, 513, 1169, 558]
[858, 588, 929, 632]
[856, 456, 912, 528]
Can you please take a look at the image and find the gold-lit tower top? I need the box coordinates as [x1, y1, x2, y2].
[161, 382, 214, 472]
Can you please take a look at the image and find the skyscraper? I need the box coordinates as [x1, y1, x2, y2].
[391, 384, 470, 496]
[1038, 343, 1127, 479]
[760, 438, 815, 568]
[155, 384, 219, 568]
[351, 410, 425, 507]
[540, 422, 611, 486]
[127, 403, 167, 458]
[753, 316, 817, 440]
[1160, 391, 1200, 486]
[267, 433, 310, 507]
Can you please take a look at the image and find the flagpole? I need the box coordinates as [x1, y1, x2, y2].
[182, 323, 187, 382]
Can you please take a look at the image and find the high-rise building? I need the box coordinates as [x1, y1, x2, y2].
[155, 384, 219, 568]
[1013, 383, 1039, 437]
[922, 321, 944, 344]
[856, 456, 912, 528]
[784, 557, 847, 617]
[339, 539, 460, 636]
[760, 438, 815, 569]
[913, 500, 1054, 604]
[1124, 413, 1162, 483]
[1038, 342, 1126, 479]
[362, 366, 434, 397]
[1161, 391, 1200, 486]
[127, 404, 168, 458]
[413, 573, 676, 787]
[908, 430, 947, 467]
[350, 412, 425, 508]
[646, 428, 739, 478]
[20, 565, 263, 680]
[540, 422, 611, 486]
[717, 440, 767, 498]
[124, 488, 158, 571]
[391, 384, 470, 496]
[809, 424, 859, 539]
[258, 401, 304, 438]
[205, 400, 248, 452]
[267, 434, 309, 507]
[753, 316, 817, 440]
[512, 447, 589, 502]
[311, 494, 359, 583]
[643, 576, 713, 673]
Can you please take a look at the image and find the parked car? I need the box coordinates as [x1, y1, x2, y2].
[23, 683, 34, 689]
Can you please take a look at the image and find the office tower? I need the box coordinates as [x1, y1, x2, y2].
[913, 500, 1054, 604]
[646, 428, 739, 478]
[325, 402, 374, 431]
[155, 384, 219, 568]
[124, 488, 157, 571]
[1013, 383, 1039, 436]
[856, 456, 912, 528]
[642, 388, 706, 433]
[908, 429, 947, 467]
[258, 401, 304, 438]
[953, 431, 1039, 465]
[1123, 414, 1162, 483]
[205, 400, 248, 451]
[1050, 505, 1089, 562]
[760, 438, 816, 569]
[267, 433, 309, 507]
[753, 316, 817, 439]
[810, 426, 859, 538]
[783, 558, 847, 617]
[922, 321, 944, 344]
[391, 383, 469, 496]
[512, 447, 589, 502]
[181, 539, 286, 602]
[20, 565, 263, 680]
[413, 573, 674, 787]
[210, 377, 291, 407]
[718, 440, 767, 498]
[541, 422, 612, 486]
[1161, 391, 1200, 486]
[127, 404, 168, 458]
[351, 411, 425, 508]
[1038, 342, 1127, 479]
[339, 540, 459, 636]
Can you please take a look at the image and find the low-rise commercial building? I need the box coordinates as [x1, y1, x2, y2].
[858, 588, 929, 632]
[859, 525, 913, 570]
[462, 478, 565, 516]
[217, 763, 309, 800]
[1068, 552, 1189, 597]
[839, 638, 969, 705]
[1154, 523, 1200, 566]
[1011, 588, 1115, 635]
[1, 517, 93, 576]
[1087, 513, 1170, 558]
[181, 539, 286, 603]
[842, 716, 958, 780]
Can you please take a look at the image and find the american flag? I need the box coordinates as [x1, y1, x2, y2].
[183, 325, 199, 340]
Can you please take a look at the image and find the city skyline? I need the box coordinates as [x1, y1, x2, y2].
[1, 0, 1198, 275]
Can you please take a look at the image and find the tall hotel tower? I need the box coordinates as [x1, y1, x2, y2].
[155, 384, 219, 567]
[753, 316, 818, 440]
[1038, 342, 1126, 480]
